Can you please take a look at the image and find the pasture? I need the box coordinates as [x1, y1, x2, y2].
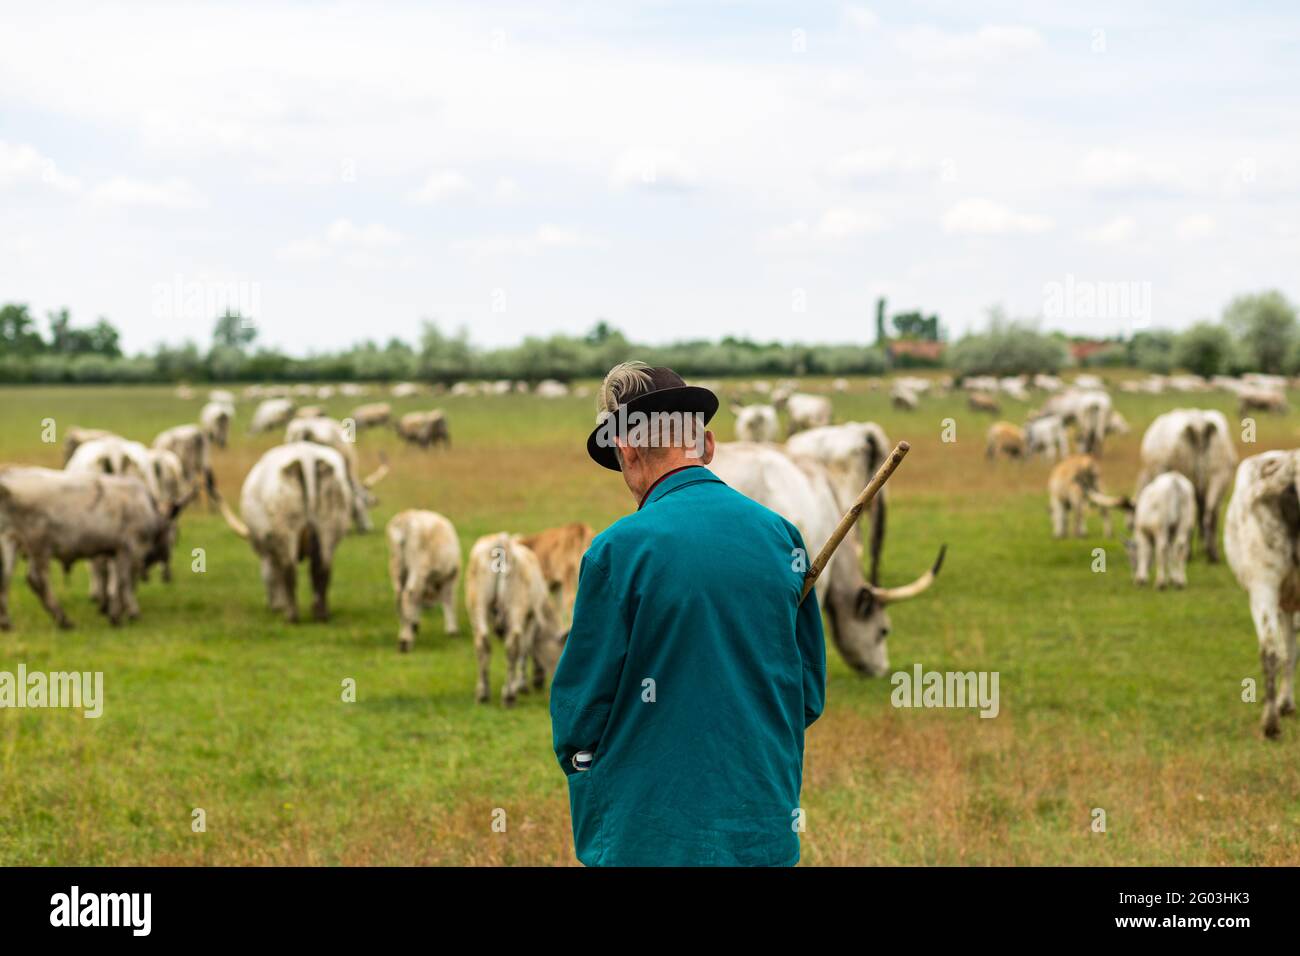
[2, 377, 1299, 866]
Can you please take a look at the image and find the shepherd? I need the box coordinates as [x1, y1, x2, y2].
[550, 362, 826, 866]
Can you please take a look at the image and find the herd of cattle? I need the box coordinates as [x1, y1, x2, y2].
[1, 371, 1299, 736]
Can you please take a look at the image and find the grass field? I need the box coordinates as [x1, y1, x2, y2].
[2, 376, 1300, 866]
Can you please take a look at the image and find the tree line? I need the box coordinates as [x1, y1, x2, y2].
[0, 290, 1294, 384]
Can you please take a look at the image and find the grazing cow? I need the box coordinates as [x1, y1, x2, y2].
[516, 521, 595, 628]
[1135, 409, 1238, 563]
[284, 416, 388, 532]
[1239, 388, 1288, 417]
[199, 401, 234, 448]
[465, 532, 566, 705]
[1224, 450, 1300, 738]
[709, 442, 944, 676]
[985, 422, 1026, 460]
[66, 436, 193, 591]
[731, 403, 779, 443]
[152, 424, 218, 506]
[217, 442, 353, 622]
[1107, 408, 1131, 437]
[785, 422, 891, 577]
[1043, 389, 1113, 457]
[1125, 472, 1195, 589]
[395, 410, 450, 449]
[294, 405, 325, 420]
[387, 510, 462, 651]
[1025, 414, 1070, 461]
[249, 398, 296, 434]
[967, 392, 1000, 414]
[350, 402, 392, 430]
[0, 468, 177, 629]
[890, 383, 919, 411]
[782, 393, 833, 436]
[1048, 454, 1128, 538]
[61, 426, 118, 465]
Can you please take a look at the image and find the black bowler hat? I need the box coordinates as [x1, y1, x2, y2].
[586, 363, 719, 471]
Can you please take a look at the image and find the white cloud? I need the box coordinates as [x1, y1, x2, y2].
[0, 141, 80, 191]
[610, 148, 696, 192]
[942, 198, 1052, 236]
[1083, 216, 1138, 244]
[1078, 149, 1192, 194]
[1176, 214, 1215, 241]
[896, 25, 1044, 63]
[278, 219, 402, 262]
[452, 224, 603, 256]
[844, 5, 878, 30]
[325, 218, 402, 246]
[409, 169, 471, 204]
[492, 177, 519, 202]
[92, 176, 204, 208]
[764, 206, 887, 243]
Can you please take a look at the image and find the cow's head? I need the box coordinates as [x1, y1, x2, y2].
[825, 545, 946, 676]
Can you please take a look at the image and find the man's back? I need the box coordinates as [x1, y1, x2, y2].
[550, 466, 826, 866]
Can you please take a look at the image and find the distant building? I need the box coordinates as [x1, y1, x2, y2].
[1068, 340, 1113, 362]
[887, 339, 946, 363]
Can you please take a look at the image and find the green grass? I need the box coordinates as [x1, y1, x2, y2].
[2, 376, 1299, 865]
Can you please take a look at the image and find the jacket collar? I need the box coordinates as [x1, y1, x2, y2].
[638, 464, 722, 511]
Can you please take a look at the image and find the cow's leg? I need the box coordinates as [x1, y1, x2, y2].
[1171, 528, 1190, 589]
[309, 542, 331, 622]
[502, 627, 525, 707]
[1050, 498, 1068, 539]
[26, 551, 71, 629]
[260, 554, 284, 612]
[439, 575, 460, 635]
[0, 536, 15, 630]
[1281, 612, 1299, 717]
[1250, 586, 1286, 738]
[1100, 506, 1113, 539]
[114, 551, 140, 622]
[89, 557, 109, 610]
[473, 627, 492, 704]
[1134, 532, 1152, 586]
[1202, 484, 1226, 564]
[1152, 530, 1169, 589]
[398, 577, 421, 652]
[280, 560, 299, 623]
[1072, 492, 1088, 537]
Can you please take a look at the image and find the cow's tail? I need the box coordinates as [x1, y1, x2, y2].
[490, 532, 511, 618]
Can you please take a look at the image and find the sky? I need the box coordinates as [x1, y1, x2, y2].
[2, 0, 1299, 355]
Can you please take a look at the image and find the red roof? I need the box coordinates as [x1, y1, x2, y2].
[887, 340, 946, 359]
[1068, 340, 1114, 360]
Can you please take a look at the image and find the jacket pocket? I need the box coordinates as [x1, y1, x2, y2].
[566, 770, 602, 865]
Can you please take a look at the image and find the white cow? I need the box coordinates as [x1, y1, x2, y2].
[783, 393, 832, 436]
[387, 510, 461, 652]
[1224, 450, 1300, 738]
[284, 416, 387, 532]
[1125, 472, 1195, 589]
[1136, 409, 1238, 563]
[1025, 414, 1070, 461]
[249, 398, 296, 434]
[732, 404, 779, 443]
[200, 401, 234, 448]
[709, 442, 944, 676]
[218, 442, 353, 622]
[465, 532, 566, 706]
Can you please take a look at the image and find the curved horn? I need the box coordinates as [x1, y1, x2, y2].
[866, 434, 886, 585]
[363, 451, 390, 489]
[218, 494, 250, 539]
[869, 544, 946, 604]
[1086, 489, 1130, 510]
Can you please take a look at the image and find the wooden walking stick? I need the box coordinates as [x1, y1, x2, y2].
[800, 440, 911, 604]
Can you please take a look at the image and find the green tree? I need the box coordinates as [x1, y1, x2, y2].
[1174, 321, 1233, 378]
[0, 303, 46, 355]
[212, 311, 257, 351]
[1223, 290, 1297, 373]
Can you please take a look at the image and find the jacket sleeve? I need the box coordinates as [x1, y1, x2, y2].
[792, 529, 827, 728]
[550, 554, 629, 775]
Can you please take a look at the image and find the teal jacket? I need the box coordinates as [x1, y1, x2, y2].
[550, 466, 826, 866]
